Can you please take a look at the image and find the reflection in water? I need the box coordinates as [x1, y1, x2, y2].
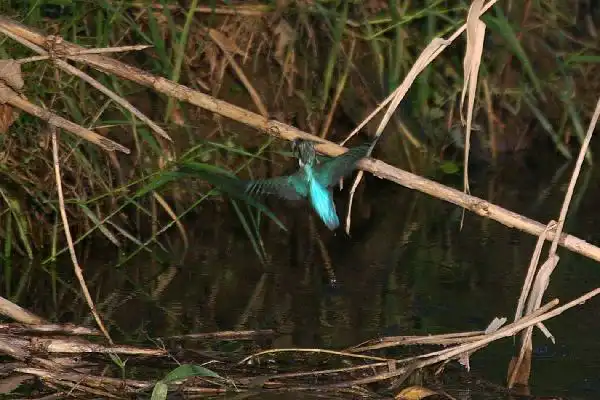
[8, 159, 600, 399]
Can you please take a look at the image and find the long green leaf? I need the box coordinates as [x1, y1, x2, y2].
[0, 188, 33, 259]
[320, 0, 348, 111]
[483, 11, 545, 100]
[178, 163, 287, 226]
[162, 364, 222, 383]
[135, 162, 288, 231]
[150, 381, 168, 400]
[231, 200, 265, 264]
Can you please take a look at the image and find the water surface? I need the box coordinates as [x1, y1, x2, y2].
[9, 156, 600, 399]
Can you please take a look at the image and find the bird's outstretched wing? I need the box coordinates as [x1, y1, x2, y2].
[314, 144, 370, 187]
[244, 172, 308, 201]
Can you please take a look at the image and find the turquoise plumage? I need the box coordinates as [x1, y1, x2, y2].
[244, 139, 370, 230]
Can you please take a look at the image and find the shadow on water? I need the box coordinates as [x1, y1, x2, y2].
[8, 154, 600, 399]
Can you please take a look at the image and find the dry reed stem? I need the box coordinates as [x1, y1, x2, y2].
[460, 0, 488, 197]
[50, 126, 113, 345]
[1, 15, 598, 262]
[0, 336, 65, 371]
[428, 292, 593, 366]
[239, 347, 392, 366]
[0, 296, 46, 325]
[19, 44, 152, 63]
[253, 362, 390, 382]
[339, 0, 498, 149]
[509, 96, 600, 387]
[314, 291, 598, 388]
[209, 28, 268, 118]
[320, 38, 356, 139]
[348, 331, 486, 352]
[246, 301, 563, 389]
[343, 0, 498, 232]
[524, 256, 559, 330]
[385, 302, 556, 367]
[509, 222, 556, 385]
[129, 3, 271, 17]
[549, 96, 600, 256]
[152, 191, 189, 259]
[0, 323, 99, 336]
[165, 329, 275, 340]
[17, 367, 151, 389]
[0, 21, 170, 144]
[514, 222, 555, 323]
[16, 368, 134, 398]
[18, 366, 229, 395]
[0, 334, 165, 356]
[320, 365, 417, 389]
[0, 81, 129, 153]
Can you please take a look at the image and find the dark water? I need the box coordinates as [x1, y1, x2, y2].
[8, 156, 600, 399]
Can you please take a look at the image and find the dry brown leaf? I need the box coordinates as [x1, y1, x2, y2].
[170, 104, 186, 127]
[209, 28, 268, 117]
[0, 80, 18, 104]
[395, 385, 438, 400]
[273, 19, 295, 62]
[508, 351, 532, 387]
[459, 0, 486, 195]
[273, 19, 297, 95]
[458, 351, 471, 371]
[208, 29, 246, 57]
[150, 10, 169, 34]
[0, 103, 18, 133]
[0, 79, 21, 133]
[0, 59, 24, 91]
[378, 38, 450, 144]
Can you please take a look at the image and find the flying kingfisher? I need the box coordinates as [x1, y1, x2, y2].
[244, 139, 370, 230]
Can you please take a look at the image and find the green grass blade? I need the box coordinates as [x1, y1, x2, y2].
[320, 0, 348, 111]
[164, 0, 198, 123]
[150, 381, 168, 400]
[231, 200, 265, 264]
[0, 190, 33, 259]
[145, 4, 170, 69]
[162, 364, 222, 383]
[3, 212, 12, 295]
[483, 11, 545, 100]
[79, 204, 121, 246]
[522, 93, 571, 160]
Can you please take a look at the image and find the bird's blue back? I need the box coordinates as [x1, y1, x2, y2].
[305, 166, 339, 230]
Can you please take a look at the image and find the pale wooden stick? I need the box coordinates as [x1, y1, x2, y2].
[50, 126, 113, 344]
[0, 22, 170, 143]
[0, 296, 45, 325]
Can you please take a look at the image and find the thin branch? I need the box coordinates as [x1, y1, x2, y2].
[50, 126, 113, 344]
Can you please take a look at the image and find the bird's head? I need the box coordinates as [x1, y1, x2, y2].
[291, 138, 318, 167]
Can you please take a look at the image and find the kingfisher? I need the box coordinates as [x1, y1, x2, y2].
[244, 139, 370, 230]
